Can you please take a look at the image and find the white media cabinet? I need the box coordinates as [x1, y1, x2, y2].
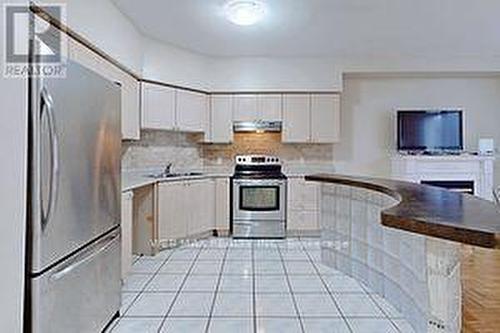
[391, 154, 495, 200]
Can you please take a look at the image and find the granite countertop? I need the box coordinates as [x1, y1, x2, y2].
[283, 163, 336, 177]
[121, 168, 231, 192]
[122, 163, 336, 192]
[306, 173, 500, 249]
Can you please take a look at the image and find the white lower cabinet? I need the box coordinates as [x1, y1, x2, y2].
[158, 181, 188, 245]
[214, 178, 230, 232]
[121, 191, 134, 279]
[287, 177, 320, 232]
[187, 179, 215, 236]
[157, 179, 215, 246]
[288, 210, 319, 231]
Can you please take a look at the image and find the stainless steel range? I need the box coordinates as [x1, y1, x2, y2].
[231, 155, 287, 239]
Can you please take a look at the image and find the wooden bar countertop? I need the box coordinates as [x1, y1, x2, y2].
[305, 174, 500, 249]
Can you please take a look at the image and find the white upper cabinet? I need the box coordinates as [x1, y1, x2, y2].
[141, 82, 210, 134]
[119, 73, 140, 140]
[282, 94, 311, 143]
[141, 82, 176, 130]
[258, 94, 282, 121]
[233, 94, 258, 121]
[311, 94, 340, 143]
[233, 94, 282, 122]
[176, 90, 208, 132]
[208, 95, 233, 143]
[68, 37, 140, 140]
[282, 93, 340, 143]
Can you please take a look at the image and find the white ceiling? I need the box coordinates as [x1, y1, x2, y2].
[112, 0, 500, 58]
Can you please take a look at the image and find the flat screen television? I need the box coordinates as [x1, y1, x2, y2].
[397, 110, 463, 152]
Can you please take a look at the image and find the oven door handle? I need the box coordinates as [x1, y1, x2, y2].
[233, 179, 286, 186]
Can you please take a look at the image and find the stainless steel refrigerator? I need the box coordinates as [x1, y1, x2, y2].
[26, 47, 122, 331]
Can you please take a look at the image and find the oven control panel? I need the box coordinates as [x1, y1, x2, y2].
[235, 155, 281, 165]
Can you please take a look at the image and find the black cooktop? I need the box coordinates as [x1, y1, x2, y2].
[232, 164, 287, 179]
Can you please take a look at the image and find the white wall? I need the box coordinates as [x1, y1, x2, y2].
[338, 55, 500, 74]
[0, 0, 27, 330]
[142, 38, 210, 91]
[141, 42, 343, 91]
[208, 57, 342, 91]
[0, 76, 27, 331]
[34, 0, 500, 93]
[36, 0, 144, 75]
[334, 74, 500, 186]
[141, 46, 500, 93]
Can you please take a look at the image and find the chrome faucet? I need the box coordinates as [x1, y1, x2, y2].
[164, 163, 173, 175]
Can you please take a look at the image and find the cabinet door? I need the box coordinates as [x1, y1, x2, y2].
[209, 95, 233, 143]
[121, 191, 134, 279]
[120, 73, 140, 140]
[214, 178, 230, 231]
[141, 82, 176, 130]
[289, 178, 305, 210]
[176, 89, 208, 132]
[258, 94, 282, 121]
[185, 180, 206, 236]
[233, 94, 258, 121]
[289, 178, 318, 210]
[199, 179, 215, 233]
[282, 94, 311, 143]
[311, 94, 340, 143]
[287, 178, 319, 231]
[132, 185, 155, 256]
[158, 182, 187, 242]
[288, 210, 319, 231]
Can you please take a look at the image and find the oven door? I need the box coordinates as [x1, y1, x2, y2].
[233, 179, 286, 221]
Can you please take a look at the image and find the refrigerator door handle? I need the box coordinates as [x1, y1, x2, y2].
[49, 231, 120, 282]
[40, 87, 59, 228]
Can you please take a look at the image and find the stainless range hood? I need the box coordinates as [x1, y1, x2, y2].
[233, 120, 282, 133]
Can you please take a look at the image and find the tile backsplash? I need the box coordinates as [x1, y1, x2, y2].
[202, 132, 334, 166]
[122, 131, 334, 170]
[121, 130, 204, 170]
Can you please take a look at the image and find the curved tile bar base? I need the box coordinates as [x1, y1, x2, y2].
[317, 183, 461, 333]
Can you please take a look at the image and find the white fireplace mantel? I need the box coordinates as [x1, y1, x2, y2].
[391, 154, 495, 200]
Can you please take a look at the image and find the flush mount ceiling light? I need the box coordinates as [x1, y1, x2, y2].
[224, 1, 266, 26]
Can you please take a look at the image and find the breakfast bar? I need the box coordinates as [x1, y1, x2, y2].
[306, 174, 500, 333]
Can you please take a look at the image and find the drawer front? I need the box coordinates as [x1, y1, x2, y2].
[288, 210, 319, 231]
[233, 221, 285, 239]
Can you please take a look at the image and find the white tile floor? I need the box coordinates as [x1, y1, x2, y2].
[107, 237, 414, 333]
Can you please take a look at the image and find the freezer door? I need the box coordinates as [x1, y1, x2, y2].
[31, 228, 121, 333]
[30, 59, 121, 273]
